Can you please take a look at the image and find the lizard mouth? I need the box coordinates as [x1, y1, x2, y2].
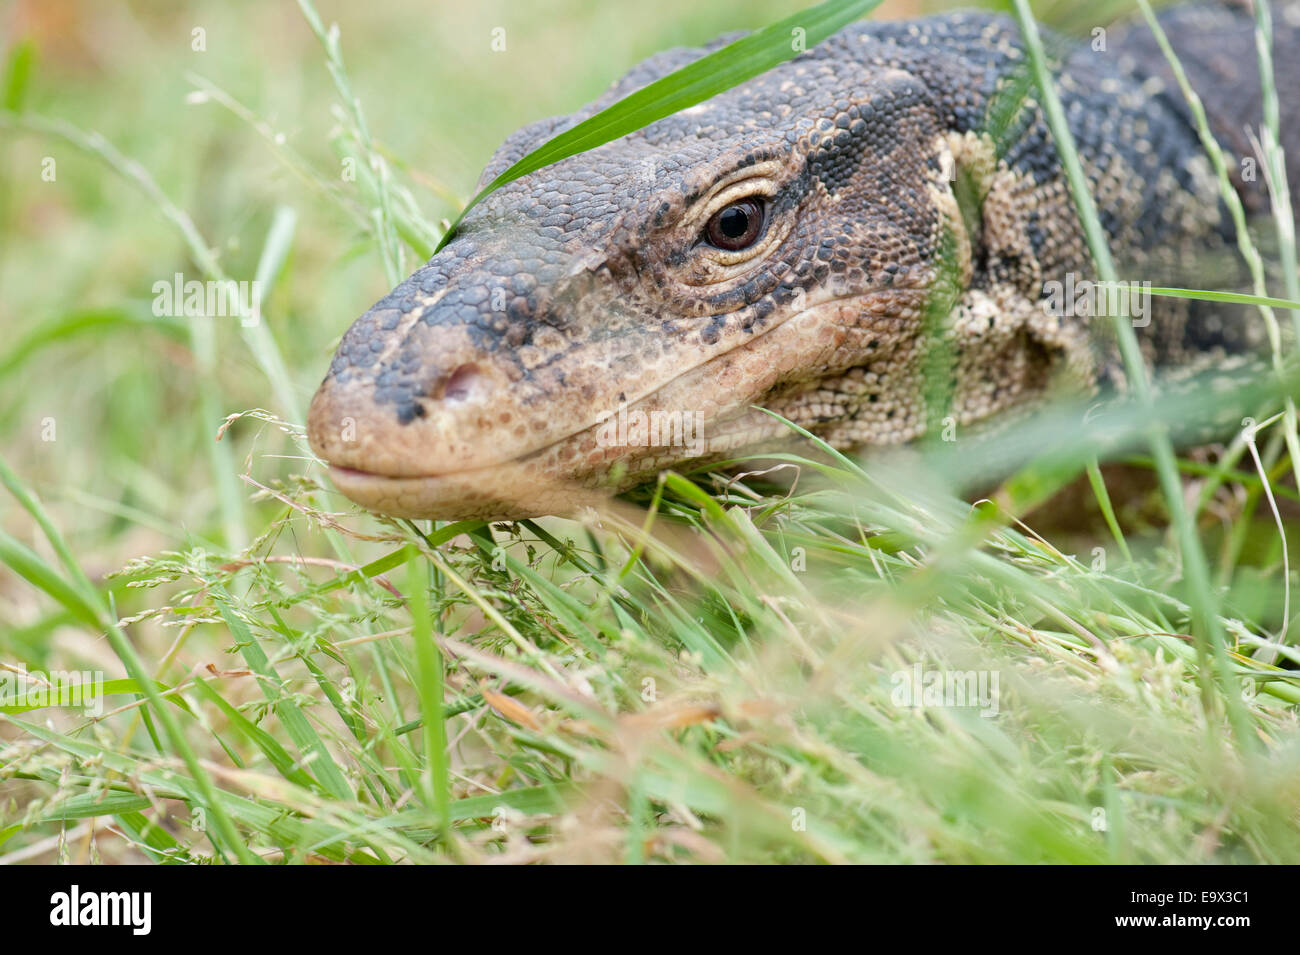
[326, 456, 605, 521]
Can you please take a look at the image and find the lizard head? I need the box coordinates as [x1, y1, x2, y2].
[308, 30, 979, 520]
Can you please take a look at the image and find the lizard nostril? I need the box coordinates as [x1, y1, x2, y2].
[442, 363, 482, 403]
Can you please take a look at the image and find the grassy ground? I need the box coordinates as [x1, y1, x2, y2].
[1, 0, 1298, 864]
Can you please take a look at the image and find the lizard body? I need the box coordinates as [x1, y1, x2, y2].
[307, 1, 1300, 519]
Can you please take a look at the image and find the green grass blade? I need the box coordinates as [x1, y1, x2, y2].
[0, 530, 101, 630]
[2, 39, 35, 113]
[406, 547, 452, 834]
[0, 307, 186, 381]
[245, 205, 303, 422]
[435, 0, 884, 251]
[188, 677, 322, 792]
[1011, 0, 1254, 751]
[219, 602, 355, 802]
[0, 677, 190, 716]
[1144, 285, 1300, 311]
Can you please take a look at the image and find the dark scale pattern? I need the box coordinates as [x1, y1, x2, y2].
[307, 2, 1299, 520]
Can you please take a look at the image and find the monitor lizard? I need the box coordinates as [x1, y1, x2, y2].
[307, 1, 1300, 519]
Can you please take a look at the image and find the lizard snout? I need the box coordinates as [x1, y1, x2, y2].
[305, 250, 624, 519]
[306, 299, 528, 480]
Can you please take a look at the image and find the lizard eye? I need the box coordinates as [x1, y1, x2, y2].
[704, 198, 765, 251]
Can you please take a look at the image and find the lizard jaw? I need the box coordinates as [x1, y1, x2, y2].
[326, 460, 605, 521]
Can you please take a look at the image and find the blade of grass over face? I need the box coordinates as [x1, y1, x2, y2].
[1008, 0, 1253, 750]
[433, 0, 885, 251]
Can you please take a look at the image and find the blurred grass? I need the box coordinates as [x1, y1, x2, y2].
[1, 0, 1298, 864]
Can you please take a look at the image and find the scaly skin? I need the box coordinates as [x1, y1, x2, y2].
[307, 2, 1300, 519]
